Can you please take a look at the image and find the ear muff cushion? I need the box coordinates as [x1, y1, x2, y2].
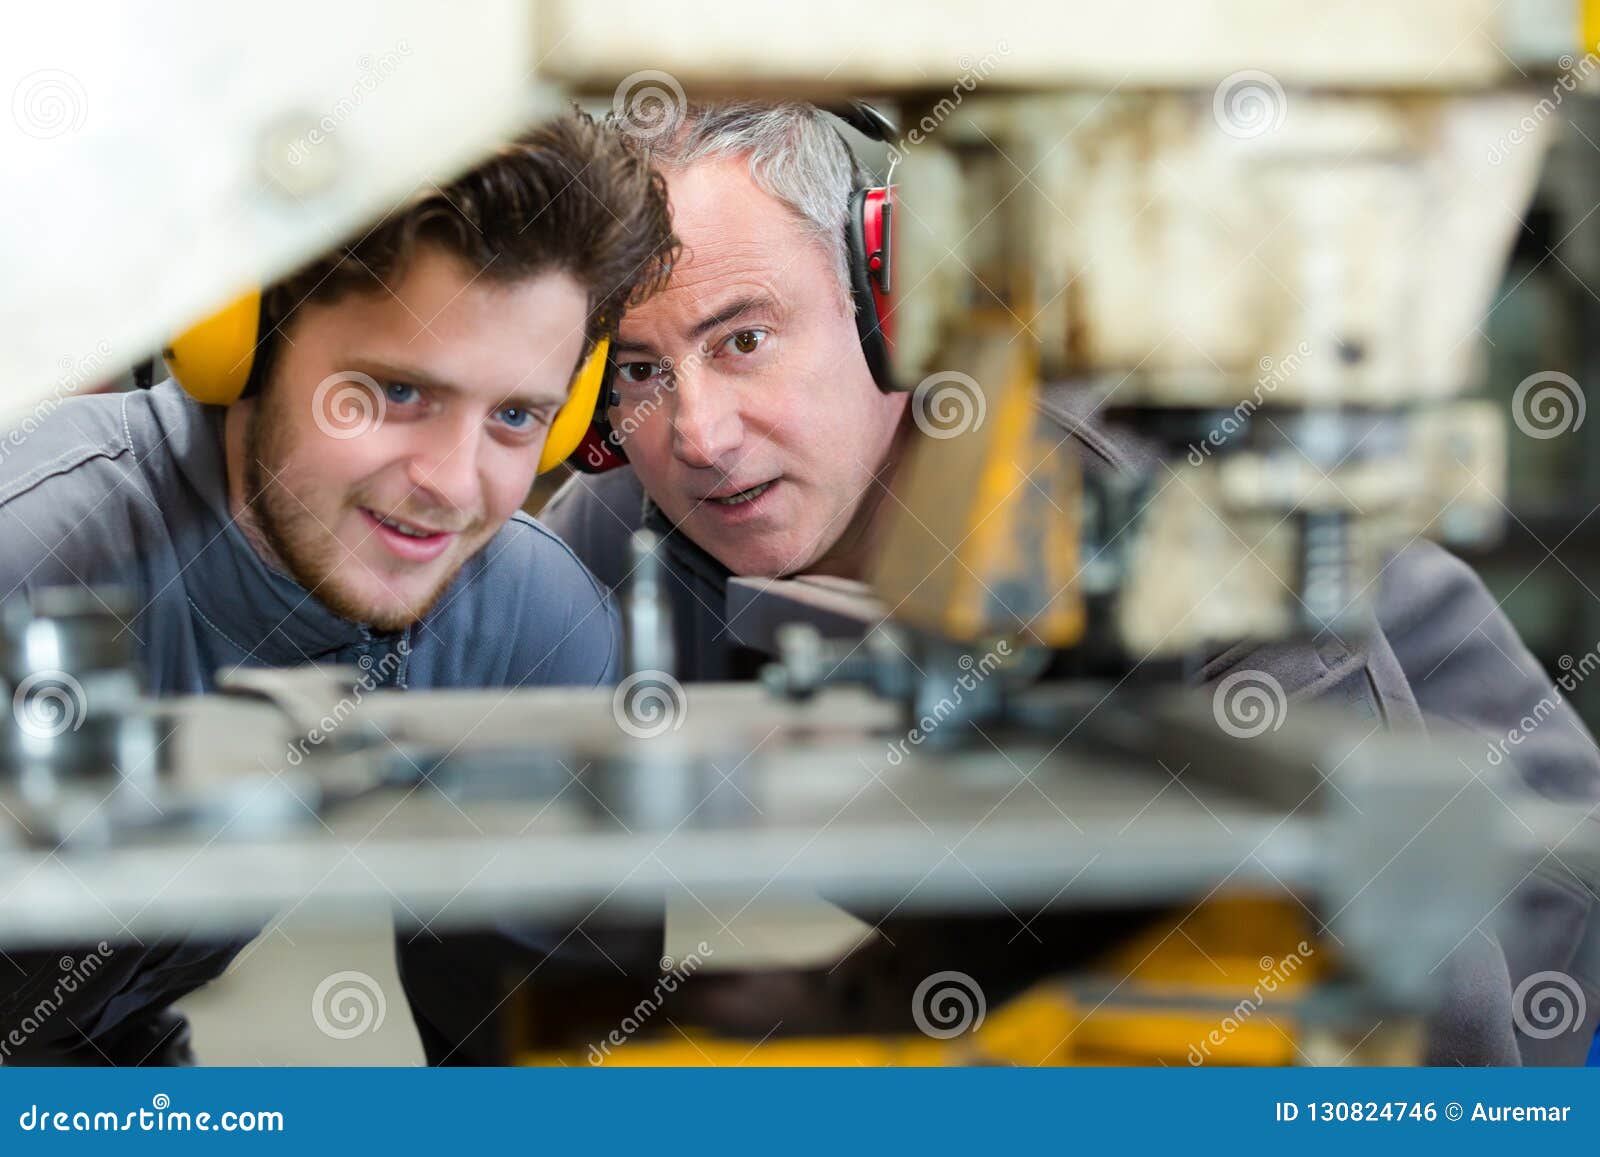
[539, 335, 613, 474]
[846, 189, 892, 392]
[164, 291, 263, 405]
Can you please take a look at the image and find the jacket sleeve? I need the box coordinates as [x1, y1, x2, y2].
[1376, 540, 1600, 802]
[0, 437, 236, 1065]
[1372, 540, 1600, 1065]
[1195, 540, 1599, 1063]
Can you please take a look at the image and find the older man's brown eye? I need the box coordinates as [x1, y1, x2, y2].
[731, 330, 762, 354]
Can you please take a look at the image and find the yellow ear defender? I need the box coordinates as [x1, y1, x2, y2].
[538, 333, 612, 474]
[163, 291, 265, 407]
[164, 292, 613, 475]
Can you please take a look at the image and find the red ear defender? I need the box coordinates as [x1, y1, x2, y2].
[570, 371, 628, 474]
[847, 184, 895, 392]
[571, 422, 628, 474]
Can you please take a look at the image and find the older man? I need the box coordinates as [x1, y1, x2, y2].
[541, 101, 1600, 1065]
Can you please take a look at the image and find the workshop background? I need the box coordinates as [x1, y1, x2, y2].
[167, 101, 1600, 1069]
[6, 2, 1600, 1068]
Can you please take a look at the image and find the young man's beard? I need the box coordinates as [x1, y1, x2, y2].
[240, 390, 457, 632]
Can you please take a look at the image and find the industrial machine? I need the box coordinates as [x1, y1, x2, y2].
[3, 1, 1600, 1065]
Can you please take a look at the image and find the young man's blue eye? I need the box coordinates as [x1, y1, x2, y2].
[497, 406, 531, 429]
[384, 382, 421, 405]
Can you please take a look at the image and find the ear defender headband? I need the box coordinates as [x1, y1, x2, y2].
[163, 291, 613, 475]
[569, 100, 900, 476]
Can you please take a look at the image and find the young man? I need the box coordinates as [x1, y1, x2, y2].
[0, 110, 675, 1063]
[541, 101, 1600, 1064]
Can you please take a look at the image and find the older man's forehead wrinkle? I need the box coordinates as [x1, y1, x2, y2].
[679, 230, 781, 267]
[620, 265, 784, 349]
[669, 244, 783, 298]
[617, 197, 816, 351]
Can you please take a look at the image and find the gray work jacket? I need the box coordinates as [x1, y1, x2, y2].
[542, 385, 1600, 1066]
[0, 382, 622, 1063]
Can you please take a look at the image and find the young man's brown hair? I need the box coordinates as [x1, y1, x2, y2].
[254, 108, 677, 389]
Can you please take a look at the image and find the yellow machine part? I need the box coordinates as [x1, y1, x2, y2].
[518, 898, 1324, 1067]
[869, 325, 1084, 647]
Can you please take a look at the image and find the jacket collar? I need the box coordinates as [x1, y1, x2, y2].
[639, 490, 734, 594]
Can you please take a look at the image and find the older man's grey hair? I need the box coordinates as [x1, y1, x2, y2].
[648, 101, 874, 304]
